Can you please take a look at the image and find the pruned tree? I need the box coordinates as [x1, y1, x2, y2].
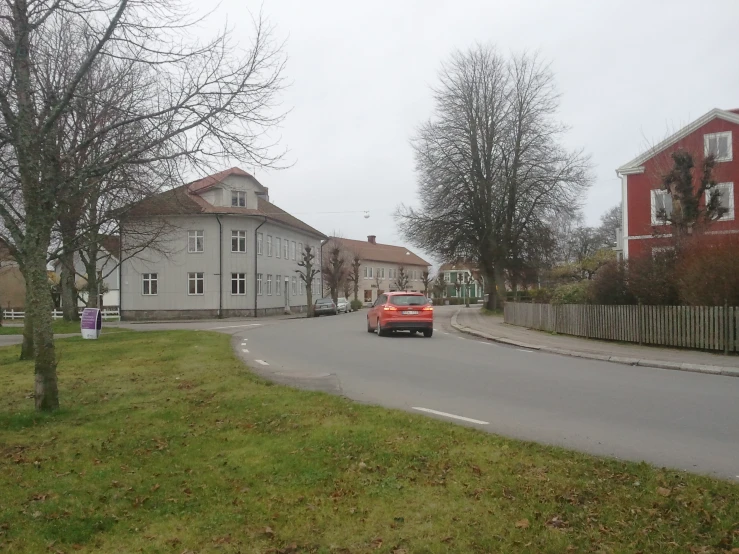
[0, 0, 287, 411]
[297, 245, 320, 317]
[432, 273, 446, 298]
[420, 270, 432, 296]
[373, 270, 382, 295]
[347, 255, 361, 301]
[394, 265, 410, 291]
[397, 46, 590, 311]
[322, 244, 347, 304]
[657, 151, 726, 246]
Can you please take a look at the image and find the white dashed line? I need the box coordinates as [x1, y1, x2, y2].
[208, 323, 262, 330]
[255, 359, 269, 366]
[517, 348, 534, 353]
[241, 349, 249, 353]
[412, 407, 489, 425]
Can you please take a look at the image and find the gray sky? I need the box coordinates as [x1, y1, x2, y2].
[207, 0, 739, 262]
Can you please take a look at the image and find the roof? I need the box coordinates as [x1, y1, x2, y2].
[439, 260, 478, 272]
[126, 170, 326, 239]
[187, 167, 263, 193]
[331, 237, 430, 267]
[617, 108, 739, 174]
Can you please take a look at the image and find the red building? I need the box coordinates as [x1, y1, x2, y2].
[616, 108, 738, 259]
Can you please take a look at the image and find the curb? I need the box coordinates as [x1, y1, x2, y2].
[450, 310, 739, 378]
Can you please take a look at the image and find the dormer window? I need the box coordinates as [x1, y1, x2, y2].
[231, 190, 246, 207]
[704, 132, 732, 162]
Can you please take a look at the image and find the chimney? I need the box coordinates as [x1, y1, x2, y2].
[367, 235, 376, 244]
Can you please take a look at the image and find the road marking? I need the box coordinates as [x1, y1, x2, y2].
[412, 407, 489, 425]
[255, 359, 269, 366]
[241, 349, 249, 353]
[517, 348, 534, 353]
[208, 323, 262, 330]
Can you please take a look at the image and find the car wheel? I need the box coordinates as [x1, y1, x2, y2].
[423, 328, 433, 338]
[367, 318, 374, 333]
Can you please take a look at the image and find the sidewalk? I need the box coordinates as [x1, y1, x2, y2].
[452, 308, 739, 377]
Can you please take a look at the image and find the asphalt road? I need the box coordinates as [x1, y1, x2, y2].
[231, 306, 739, 480]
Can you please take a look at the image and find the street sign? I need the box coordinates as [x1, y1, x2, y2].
[80, 308, 102, 339]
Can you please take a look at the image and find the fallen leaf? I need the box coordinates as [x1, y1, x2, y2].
[471, 465, 482, 476]
[656, 487, 671, 497]
[264, 526, 275, 538]
[515, 519, 530, 529]
[151, 484, 160, 492]
[371, 537, 383, 549]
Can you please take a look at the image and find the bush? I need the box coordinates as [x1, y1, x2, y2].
[675, 235, 739, 306]
[529, 288, 553, 304]
[589, 260, 635, 305]
[350, 299, 363, 311]
[550, 282, 589, 305]
[627, 252, 679, 306]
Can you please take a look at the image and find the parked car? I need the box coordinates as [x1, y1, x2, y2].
[366, 292, 433, 337]
[336, 297, 350, 313]
[314, 297, 338, 316]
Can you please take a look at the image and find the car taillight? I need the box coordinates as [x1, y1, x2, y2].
[422, 306, 433, 311]
[383, 305, 398, 311]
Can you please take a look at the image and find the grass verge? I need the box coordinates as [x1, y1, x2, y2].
[1, 331, 737, 553]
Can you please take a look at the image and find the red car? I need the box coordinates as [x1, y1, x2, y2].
[367, 292, 434, 337]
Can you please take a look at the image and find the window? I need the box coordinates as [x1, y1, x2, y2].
[231, 273, 246, 295]
[299, 278, 304, 296]
[377, 267, 384, 279]
[388, 268, 395, 279]
[231, 230, 246, 253]
[706, 182, 735, 221]
[292, 276, 297, 295]
[275, 237, 281, 258]
[188, 230, 204, 253]
[257, 233, 263, 255]
[267, 235, 273, 257]
[142, 273, 158, 295]
[257, 273, 263, 295]
[364, 266, 373, 279]
[231, 190, 246, 207]
[266, 274, 273, 295]
[283, 239, 289, 259]
[291, 241, 296, 260]
[704, 131, 732, 162]
[298, 242, 303, 259]
[650, 190, 673, 225]
[188, 272, 204, 295]
[276, 275, 282, 296]
[444, 273, 451, 283]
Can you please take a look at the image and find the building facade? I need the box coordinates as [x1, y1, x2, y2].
[0, 239, 25, 310]
[617, 108, 739, 259]
[120, 168, 325, 320]
[328, 236, 431, 304]
[437, 261, 483, 298]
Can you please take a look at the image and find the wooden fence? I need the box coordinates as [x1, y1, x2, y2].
[504, 303, 738, 353]
[2, 308, 120, 321]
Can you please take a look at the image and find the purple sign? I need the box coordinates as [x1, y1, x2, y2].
[81, 308, 102, 339]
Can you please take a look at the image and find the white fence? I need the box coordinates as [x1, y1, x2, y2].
[2, 308, 120, 321]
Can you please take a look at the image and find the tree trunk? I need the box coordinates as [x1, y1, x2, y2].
[20, 310, 34, 360]
[493, 266, 507, 311]
[306, 282, 314, 318]
[84, 254, 100, 308]
[60, 248, 79, 321]
[25, 250, 59, 411]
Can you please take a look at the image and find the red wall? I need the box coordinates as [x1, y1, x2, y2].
[626, 117, 739, 257]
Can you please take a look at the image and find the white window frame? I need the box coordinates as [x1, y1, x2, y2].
[283, 239, 289, 259]
[291, 276, 298, 295]
[704, 131, 733, 162]
[257, 232, 263, 255]
[291, 241, 296, 260]
[650, 189, 672, 226]
[267, 235, 273, 257]
[276, 275, 282, 296]
[299, 278, 304, 296]
[257, 273, 263, 295]
[142, 273, 158, 295]
[231, 230, 246, 253]
[706, 182, 735, 221]
[188, 230, 204, 253]
[266, 274, 273, 295]
[231, 273, 246, 295]
[275, 237, 281, 258]
[187, 272, 204, 295]
[231, 190, 246, 207]
[364, 266, 373, 279]
[298, 242, 303, 259]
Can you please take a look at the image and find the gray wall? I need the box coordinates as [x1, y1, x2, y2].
[121, 214, 322, 318]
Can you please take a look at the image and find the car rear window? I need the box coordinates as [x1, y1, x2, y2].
[389, 295, 428, 306]
[316, 298, 333, 304]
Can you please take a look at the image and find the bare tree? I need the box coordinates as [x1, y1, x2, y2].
[397, 46, 590, 311]
[347, 255, 361, 301]
[420, 270, 432, 296]
[373, 270, 382, 296]
[394, 265, 410, 291]
[0, 1, 287, 411]
[322, 242, 347, 304]
[297, 245, 320, 318]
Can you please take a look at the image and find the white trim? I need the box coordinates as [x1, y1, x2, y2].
[617, 108, 739, 173]
[141, 273, 158, 295]
[231, 230, 247, 253]
[187, 272, 204, 295]
[705, 182, 735, 221]
[627, 229, 739, 241]
[187, 230, 204, 253]
[704, 131, 733, 162]
[230, 272, 246, 295]
[621, 174, 629, 258]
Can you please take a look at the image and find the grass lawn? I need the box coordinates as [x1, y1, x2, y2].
[1, 332, 737, 553]
[0, 320, 89, 335]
